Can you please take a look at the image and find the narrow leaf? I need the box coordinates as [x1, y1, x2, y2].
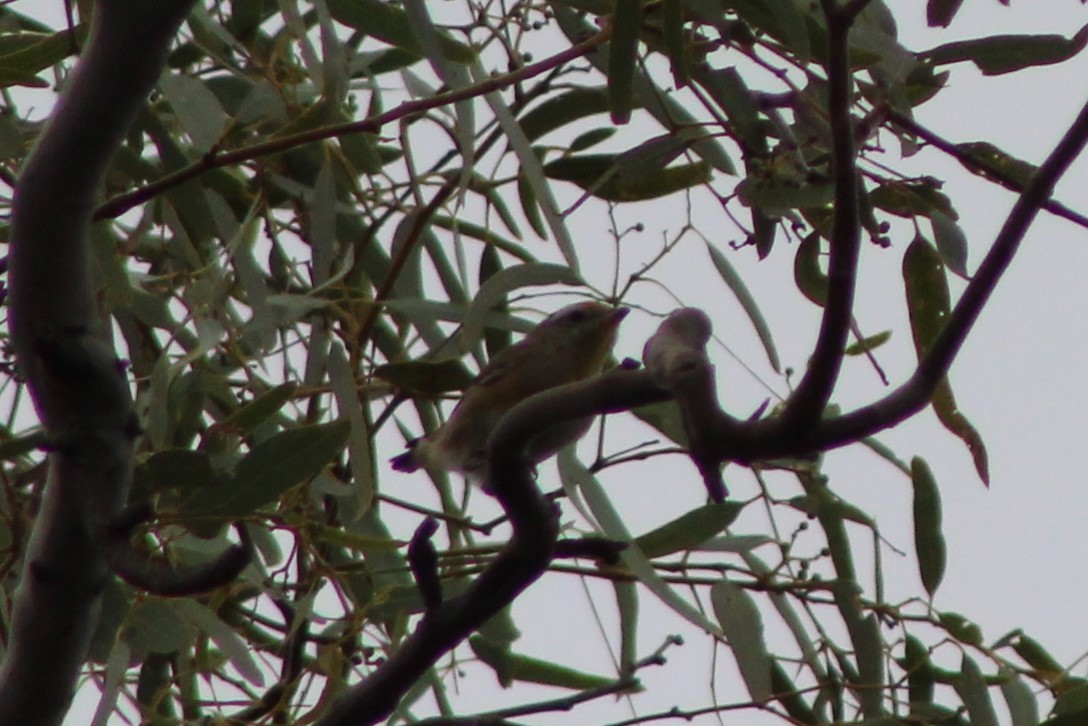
[469, 636, 615, 690]
[999, 667, 1041, 726]
[956, 654, 999, 726]
[635, 502, 746, 559]
[705, 242, 781, 372]
[710, 579, 773, 702]
[911, 457, 946, 597]
[608, 0, 642, 124]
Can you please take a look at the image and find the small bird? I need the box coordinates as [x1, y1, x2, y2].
[391, 301, 629, 479]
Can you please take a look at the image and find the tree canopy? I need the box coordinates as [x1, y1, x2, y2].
[0, 1, 1087, 724]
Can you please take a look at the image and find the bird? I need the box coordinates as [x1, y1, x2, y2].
[390, 301, 629, 480]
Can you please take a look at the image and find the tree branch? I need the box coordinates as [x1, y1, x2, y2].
[1, 1, 197, 722]
[889, 110, 1088, 230]
[779, 3, 863, 431]
[93, 27, 612, 222]
[316, 370, 669, 725]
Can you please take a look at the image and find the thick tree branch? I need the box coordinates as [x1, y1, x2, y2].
[1, 1, 197, 722]
[779, 3, 863, 431]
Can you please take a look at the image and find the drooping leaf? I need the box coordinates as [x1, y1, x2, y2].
[0, 26, 79, 88]
[705, 242, 781, 372]
[902, 635, 936, 706]
[326, 0, 475, 62]
[634, 502, 746, 559]
[911, 457, 946, 597]
[469, 636, 616, 690]
[560, 453, 722, 636]
[999, 667, 1041, 726]
[710, 579, 773, 702]
[770, 661, 818, 724]
[930, 211, 969, 279]
[631, 400, 688, 446]
[794, 231, 828, 306]
[903, 237, 990, 484]
[662, 0, 688, 87]
[608, 0, 643, 124]
[955, 654, 999, 726]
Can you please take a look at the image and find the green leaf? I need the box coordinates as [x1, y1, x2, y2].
[903, 236, 949, 357]
[663, 0, 688, 87]
[939, 611, 983, 646]
[770, 661, 818, 724]
[924, 25, 1088, 75]
[1013, 634, 1068, 688]
[705, 242, 781, 372]
[911, 457, 946, 597]
[930, 211, 969, 279]
[516, 172, 548, 239]
[903, 635, 936, 705]
[902, 240, 991, 485]
[957, 141, 1038, 187]
[327, 0, 475, 62]
[710, 579, 773, 702]
[220, 383, 298, 435]
[794, 231, 828, 306]
[615, 580, 639, 676]
[544, 153, 712, 201]
[844, 330, 891, 356]
[738, 177, 834, 211]
[696, 67, 764, 151]
[999, 667, 1041, 726]
[608, 0, 642, 124]
[956, 654, 999, 726]
[570, 127, 616, 152]
[1054, 683, 1088, 716]
[469, 636, 616, 690]
[0, 27, 78, 88]
[182, 421, 350, 520]
[517, 87, 611, 141]
[871, 180, 956, 220]
[159, 74, 229, 154]
[635, 502, 746, 559]
[123, 600, 197, 657]
[373, 359, 475, 396]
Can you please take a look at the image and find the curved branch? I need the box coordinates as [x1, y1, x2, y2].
[1, 1, 197, 723]
[316, 370, 668, 725]
[779, 3, 863, 431]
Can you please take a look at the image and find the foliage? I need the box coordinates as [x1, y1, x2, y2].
[0, 0, 1085, 724]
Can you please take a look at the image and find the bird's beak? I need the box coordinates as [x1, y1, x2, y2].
[609, 307, 630, 326]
